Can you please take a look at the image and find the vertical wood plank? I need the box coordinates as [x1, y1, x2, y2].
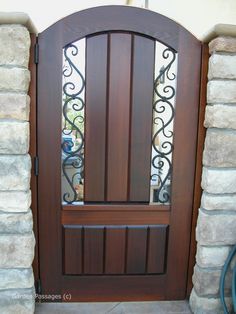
[63, 226, 82, 274]
[105, 227, 126, 274]
[84, 34, 108, 202]
[106, 33, 132, 201]
[126, 226, 147, 274]
[129, 35, 155, 202]
[147, 225, 168, 274]
[84, 226, 104, 274]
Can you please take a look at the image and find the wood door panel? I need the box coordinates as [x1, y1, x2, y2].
[105, 227, 126, 274]
[85, 33, 156, 203]
[106, 33, 132, 201]
[147, 225, 168, 273]
[129, 35, 155, 202]
[83, 226, 104, 274]
[84, 34, 108, 202]
[126, 227, 148, 274]
[63, 226, 83, 274]
[63, 225, 168, 275]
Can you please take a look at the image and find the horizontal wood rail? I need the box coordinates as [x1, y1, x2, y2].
[62, 209, 170, 225]
[63, 204, 170, 211]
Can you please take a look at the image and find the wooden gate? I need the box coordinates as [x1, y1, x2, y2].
[37, 6, 201, 301]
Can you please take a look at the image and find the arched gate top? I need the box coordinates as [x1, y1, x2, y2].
[40, 5, 199, 51]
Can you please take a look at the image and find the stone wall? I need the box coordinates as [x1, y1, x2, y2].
[190, 36, 236, 314]
[0, 24, 35, 313]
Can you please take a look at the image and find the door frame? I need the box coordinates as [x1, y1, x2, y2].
[29, 33, 40, 288]
[186, 44, 209, 296]
[29, 6, 208, 299]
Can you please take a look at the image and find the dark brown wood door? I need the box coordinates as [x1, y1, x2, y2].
[37, 6, 201, 301]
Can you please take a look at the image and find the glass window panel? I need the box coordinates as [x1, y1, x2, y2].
[61, 39, 85, 204]
[150, 41, 178, 204]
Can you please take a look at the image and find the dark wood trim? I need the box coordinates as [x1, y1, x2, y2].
[38, 26, 62, 294]
[165, 28, 202, 299]
[43, 6, 181, 51]
[61, 274, 167, 301]
[186, 44, 209, 297]
[63, 204, 170, 211]
[62, 210, 170, 225]
[29, 34, 39, 282]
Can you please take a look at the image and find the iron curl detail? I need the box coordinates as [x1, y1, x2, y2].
[151, 47, 177, 204]
[62, 43, 85, 204]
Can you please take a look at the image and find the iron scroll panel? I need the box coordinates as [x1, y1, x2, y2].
[62, 41, 85, 204]
[151, 47, 177, 204]
[61, 37, 177, 205]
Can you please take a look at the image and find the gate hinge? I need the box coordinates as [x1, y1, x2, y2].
[35, 278, 42, 295]
[34, 43, 39, 64]
[34, 156, 39, 176]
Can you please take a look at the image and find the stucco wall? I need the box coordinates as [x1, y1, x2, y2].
[0, 0, 235, 40]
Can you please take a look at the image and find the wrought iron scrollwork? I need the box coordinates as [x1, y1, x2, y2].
[151, 47, 177, 204]
[62, 42, 85, 204]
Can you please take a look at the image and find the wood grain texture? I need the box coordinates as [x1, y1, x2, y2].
[38, 26, 62, 295]
[126, 227, 147, 274]
[61, 274, 167, 301]
[147, 226, 168, 273]
[106, 33, 132, 201]
[105, 227, 126, 274]
[85, 34, 108, 202]
[83, 226, 104, 274]
[63, 226, 83, 274]
[48, 6, 180, 50]
[63, 204, 170, 211]
[37, 6, 202, 300]
[63, 225, 167, 275]
[129, 35, 155, 202]
[165, 28, 202, 299]
[62, 209, 170, 225]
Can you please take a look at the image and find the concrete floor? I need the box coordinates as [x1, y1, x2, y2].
[36, 301, 192, 314]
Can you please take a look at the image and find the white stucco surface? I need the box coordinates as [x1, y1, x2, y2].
[0, 0, 235, 39]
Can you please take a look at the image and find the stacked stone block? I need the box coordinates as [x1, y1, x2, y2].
[190, 36, 236, 313]
[0, 25, 35, 313]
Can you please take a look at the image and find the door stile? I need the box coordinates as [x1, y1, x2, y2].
[186, 43, 209, 296]
[38, 28, 63, 294]
[165, 28, 202, 299]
